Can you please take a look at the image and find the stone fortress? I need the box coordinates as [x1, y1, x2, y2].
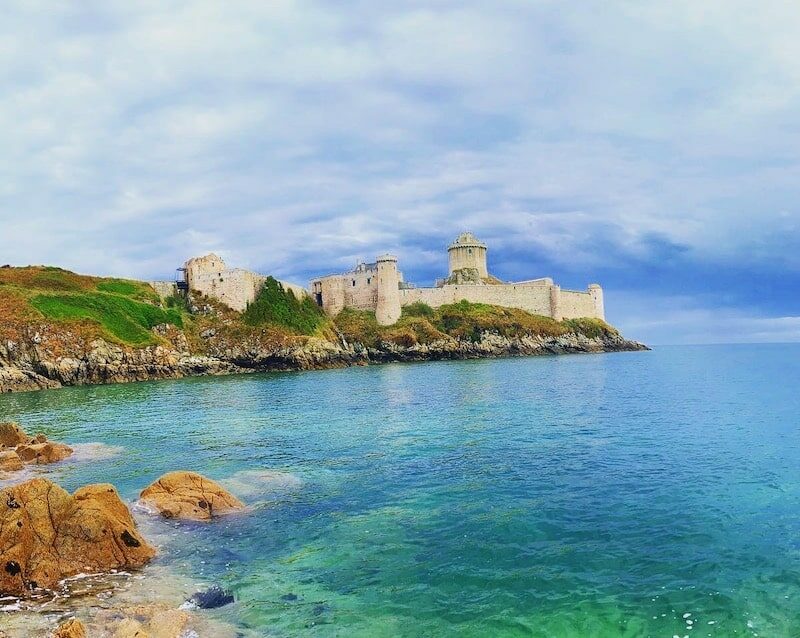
[310, 232, 604, 325]
[165, 232, 604, 325]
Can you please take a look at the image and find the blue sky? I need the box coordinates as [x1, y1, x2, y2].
[2, 1, 800, 345]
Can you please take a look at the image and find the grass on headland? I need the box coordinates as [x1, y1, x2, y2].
[96, 278, 161, 303]
[334, 300, 619, 347]
[0, 266, 184, 346]
[30, 292, 183, 346]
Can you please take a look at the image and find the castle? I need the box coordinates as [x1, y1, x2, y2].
[170, 253, 306, 312]
[165, 232, 604, 325]
[309, 232, 604, 325]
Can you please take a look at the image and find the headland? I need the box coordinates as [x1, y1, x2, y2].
[0, 233, 647, 393]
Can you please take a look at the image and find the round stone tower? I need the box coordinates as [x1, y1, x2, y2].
[588, 283, 605, 320]
[448, 232, 488, 278]
[375, 254, 401, 326]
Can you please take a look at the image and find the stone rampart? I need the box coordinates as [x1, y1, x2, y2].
[558, 289, 600, 320]
[401, 282, 546, 316]
[400, 282, 602, 320]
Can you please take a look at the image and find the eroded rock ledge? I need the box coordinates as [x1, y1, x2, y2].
[0, 328, 648, 393]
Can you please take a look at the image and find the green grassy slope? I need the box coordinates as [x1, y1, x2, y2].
[0, 266, 182, 346]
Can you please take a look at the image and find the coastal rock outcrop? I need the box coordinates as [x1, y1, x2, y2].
[0, 422, 74, 472]
[0, 478, 155, 596]
[15, 440, 73, 464]
[139, 471, 245, 521]
[0, 421, 28, 447]
[0, 317, 648, 394]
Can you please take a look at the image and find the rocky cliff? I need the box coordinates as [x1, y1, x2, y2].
[0, 321, 647, 393]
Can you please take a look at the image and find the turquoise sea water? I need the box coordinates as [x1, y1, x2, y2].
[1, 345, 799, 637]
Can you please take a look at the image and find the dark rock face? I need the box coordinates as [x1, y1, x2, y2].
[189, 585, 235, 609]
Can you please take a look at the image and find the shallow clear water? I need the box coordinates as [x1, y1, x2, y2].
[2, 345, 799, 637]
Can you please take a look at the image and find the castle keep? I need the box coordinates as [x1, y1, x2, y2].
[168, 232, 603, 325]
[310, 232, 604, 325]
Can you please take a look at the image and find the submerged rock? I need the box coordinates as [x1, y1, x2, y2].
[15, 440, 73, 464]
[139, 471, 245, 522]
[186, 585, 235, 609]
[0, 450, 23, 472]
[109, 606, 190, 638]
[0, 478, 155, 597]
[52, 618, 87, 638]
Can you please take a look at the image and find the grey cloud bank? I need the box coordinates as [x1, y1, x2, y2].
[2, 1, 800, 344]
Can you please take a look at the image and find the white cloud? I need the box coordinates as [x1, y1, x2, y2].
[1, 1, 800, 342]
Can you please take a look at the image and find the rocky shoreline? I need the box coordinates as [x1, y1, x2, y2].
[0, 421, 250, 637]
[0, 325, 648, 394]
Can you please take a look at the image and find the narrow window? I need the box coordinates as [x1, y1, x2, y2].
[352, 280, 356, 286]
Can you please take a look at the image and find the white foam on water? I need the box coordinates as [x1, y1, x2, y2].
[221, 468, 303, 499]
[0, 465, 40, 487]
[68, 442, 125, 462]
[0, 442, 124, 488]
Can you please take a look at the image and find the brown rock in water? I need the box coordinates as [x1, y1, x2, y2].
[139, 471, 245, 521]
[0, 478, 155, 597]
[0, 421, 27, 447]
[112, 607, 190, 638]
[16, 441, 73, 464]
[0, 450, 23, 472]
[113, 619, 149, 638]
[53, 618, 87, 638]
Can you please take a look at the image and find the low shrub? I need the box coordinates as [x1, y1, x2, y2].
[242, 277, 327, 335]
[562, 317, 619, 339]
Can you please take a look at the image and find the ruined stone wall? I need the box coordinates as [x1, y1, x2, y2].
[191, 268, 263, 312]
[401, 283, 552, 316]
[185, 254, 226, 291]
[185, 253, 307, 312]
[310, 261, 411, 319]
[150, 281, 177, 299]
[311, 266, 379, 316]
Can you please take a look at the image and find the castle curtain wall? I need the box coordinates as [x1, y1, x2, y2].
[400, 283, 603, 320]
